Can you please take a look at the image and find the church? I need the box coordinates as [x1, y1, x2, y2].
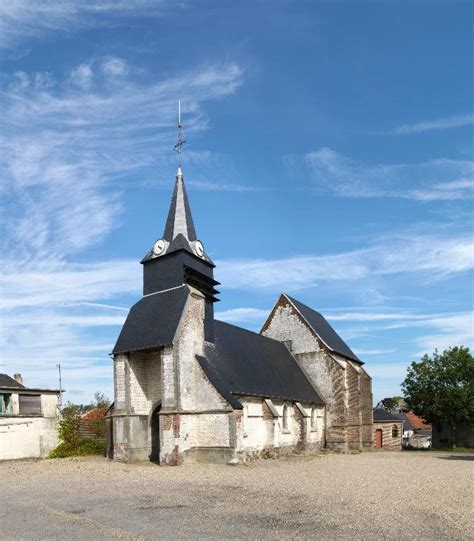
[109, 165, 373, 465]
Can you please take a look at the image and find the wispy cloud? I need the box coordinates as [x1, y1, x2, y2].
[0, 57, 244, 401]
[188, 180, 264, 192]
[1, 59, 243, 262]
[353, 349, 396, 356]
[216, 231, 474, 291]
[413, 312, 474, 356]
[0, 259, 140, 310]
[0, 0, 168, 50]
[215, 307, 269, 323]
[392, 113, 474, 134]
[293, 147, 474, 201]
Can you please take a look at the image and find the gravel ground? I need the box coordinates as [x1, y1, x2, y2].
[1, 451, 473, 540]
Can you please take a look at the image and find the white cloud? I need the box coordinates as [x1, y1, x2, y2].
[69, 63, 93, 89]
[1, 60, 244, 262]
[299, 147, 474, 201]
[0, 0, 167, 50]
[187, 180, 264, 192]
[413, 313, 474, 355]
[353, 349, 396, 356]
[101, 57, 128, 77]
[216, 231, 474, 291]
[215, 307, 269, 323]
[392, 113, 474, 134]
[0, 259, 140, 310]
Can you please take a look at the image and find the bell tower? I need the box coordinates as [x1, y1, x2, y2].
[140, 165, 219, 341]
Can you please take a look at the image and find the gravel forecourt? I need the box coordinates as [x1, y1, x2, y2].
[1, 451, 473, 540]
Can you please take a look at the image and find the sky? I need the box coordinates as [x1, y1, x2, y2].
[1, 0, 473, 405]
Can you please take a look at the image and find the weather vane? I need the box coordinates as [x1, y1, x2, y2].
[173, 99, 185, 165]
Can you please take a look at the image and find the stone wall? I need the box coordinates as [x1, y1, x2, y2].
[373, 421, 403, 450]
[234, 397, 324, 461]
[262, 294, 373, 452]
[346, 361, 361, 449]
[359, 368, 374, 447]
[112, 287, 234, 465]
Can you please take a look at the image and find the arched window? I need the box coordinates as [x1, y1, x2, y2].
[392, 424, 399, 438]
[282, 405, 289, 431]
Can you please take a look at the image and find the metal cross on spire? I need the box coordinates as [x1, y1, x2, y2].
[173, 99, 186, 165]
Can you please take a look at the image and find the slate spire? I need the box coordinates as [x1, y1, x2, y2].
[163, 166, 197, 243]
[141, 165, 212, 264]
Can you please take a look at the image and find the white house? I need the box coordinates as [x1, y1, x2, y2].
[0, 373, 61, 460]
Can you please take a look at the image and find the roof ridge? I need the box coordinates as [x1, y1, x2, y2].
[283, 293, 362, 363]
[215, 320, 290, 346]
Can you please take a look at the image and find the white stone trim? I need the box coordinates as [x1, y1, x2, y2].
[263, 398, 279, 418]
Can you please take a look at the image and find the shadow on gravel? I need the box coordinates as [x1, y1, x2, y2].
[437, 455, 474, 461]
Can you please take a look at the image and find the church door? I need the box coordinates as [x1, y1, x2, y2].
[150, 403, 161, 463]
[375, 429, 383, 449]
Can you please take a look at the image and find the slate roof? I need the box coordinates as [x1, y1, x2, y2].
[0, 373, 25, 389]
[373, 408, 403, 423]
[141, 167, 213, 265]
[113, 286, 189, 354]
[285, 295, 362, 363]
[163, 168, 197, 243]
[198, 321, 325, 405]
[392, 412, 413, 432]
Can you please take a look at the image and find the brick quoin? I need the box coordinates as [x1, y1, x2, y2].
[173, 414, 180, 438]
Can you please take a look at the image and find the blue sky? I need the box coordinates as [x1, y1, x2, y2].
[1, 1, 473, 404]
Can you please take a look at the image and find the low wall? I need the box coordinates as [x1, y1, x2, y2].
[0, 416, 59, 460]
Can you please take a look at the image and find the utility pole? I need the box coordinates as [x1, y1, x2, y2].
[56, 363, 63, 408]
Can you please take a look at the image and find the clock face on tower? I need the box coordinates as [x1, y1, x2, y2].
[195, 241, 205, 258]
[153, 239, 165, 256]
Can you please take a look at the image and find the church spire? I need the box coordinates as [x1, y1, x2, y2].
[162, 166, 197, 243]
[141, 102, 210, 264]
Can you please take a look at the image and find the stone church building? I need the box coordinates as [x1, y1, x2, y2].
[110, 166, 373, 465]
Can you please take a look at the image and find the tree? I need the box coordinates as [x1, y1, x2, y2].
[402, 346, 474, 447]
[378, 396, 404, 412]
[93, 391, 110, 411]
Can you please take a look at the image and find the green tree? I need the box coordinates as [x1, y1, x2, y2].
[402, 346, 474, 448]
[380, 396, 404, 412]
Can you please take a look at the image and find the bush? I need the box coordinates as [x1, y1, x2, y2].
[49, 437, 106, 458]
[49, 395, 108, 459]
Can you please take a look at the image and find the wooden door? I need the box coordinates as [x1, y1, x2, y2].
[375, 428, 383, 448]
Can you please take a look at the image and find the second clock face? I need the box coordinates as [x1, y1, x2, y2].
[153, 239, 165, 255]
[195, 241, 204, 257]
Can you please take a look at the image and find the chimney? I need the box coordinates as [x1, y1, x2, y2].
[14, 373, 23, 385]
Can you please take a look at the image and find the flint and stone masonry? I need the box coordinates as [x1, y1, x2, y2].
[109, 165, 374, 465]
